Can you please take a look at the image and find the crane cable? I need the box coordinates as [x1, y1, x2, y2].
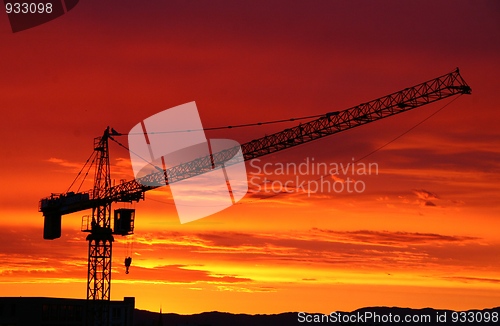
[355, 94, 462, 163]
[66, 150, 97, 193]
[109, 135, 163, 173]
[246, 94, 465, 202]
[107, 111, 345, 171]
[120, 94, 464, 206]
[118, 113, 328, 136]
[76, 153, 98, 193]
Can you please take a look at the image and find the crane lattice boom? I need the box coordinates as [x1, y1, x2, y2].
[40, 68, 471, 219]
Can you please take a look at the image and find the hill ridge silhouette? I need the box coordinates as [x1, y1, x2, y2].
[134, 306, 500, 325]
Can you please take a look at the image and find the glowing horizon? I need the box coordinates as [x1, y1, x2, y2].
[1, 0, 499, 315]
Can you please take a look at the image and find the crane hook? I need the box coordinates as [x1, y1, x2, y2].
[124, 257, 132, 274]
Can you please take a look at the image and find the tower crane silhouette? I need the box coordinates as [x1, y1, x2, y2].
[39, 69, 471, 325]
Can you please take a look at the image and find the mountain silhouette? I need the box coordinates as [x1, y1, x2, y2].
[134, 306, 500, 325]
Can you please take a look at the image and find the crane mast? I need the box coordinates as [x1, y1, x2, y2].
[85, 130, 113, 325]
[39, 68, 471, 326]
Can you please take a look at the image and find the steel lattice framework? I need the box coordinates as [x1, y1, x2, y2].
[39, 68, 471, 326]
[86, 131, 114, 326]
[107, 68, 471, 199]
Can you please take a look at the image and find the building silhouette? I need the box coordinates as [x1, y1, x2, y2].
[157, 307, 163, 326]
[0, 297, 134, 326]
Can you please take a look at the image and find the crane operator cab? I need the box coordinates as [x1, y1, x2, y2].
[113, 208, 135, 235]
[114, 208, 135, 274]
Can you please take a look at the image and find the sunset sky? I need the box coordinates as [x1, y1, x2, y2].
[0, 0, 499, 314]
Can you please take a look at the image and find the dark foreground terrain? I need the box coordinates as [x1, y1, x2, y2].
[134, 306, 500, 325]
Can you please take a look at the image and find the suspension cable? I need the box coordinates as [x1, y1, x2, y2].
[145, 95, 464, 206]
[109, 135, 163, 172]
[355, 95, 462, 162]
[109, 95, 463, 206]
[76, 152, 98, 193]
[234, 95, 464, 204]
[66, 150, 97, 193]
[116, 113, 327, 136]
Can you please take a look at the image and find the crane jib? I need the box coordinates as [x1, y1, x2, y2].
[106, 68, 471, 198]
[39, 68, 471, 229]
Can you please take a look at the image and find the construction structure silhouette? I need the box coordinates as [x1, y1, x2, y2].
[39, 68, 471, 326]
